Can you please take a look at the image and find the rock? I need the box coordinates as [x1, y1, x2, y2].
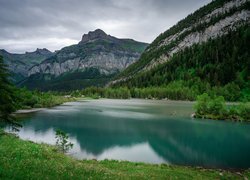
[80, 29, 110, 44]
[28, 29, 148, 77]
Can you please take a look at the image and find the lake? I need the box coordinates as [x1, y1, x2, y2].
[10, 99, 250, 169]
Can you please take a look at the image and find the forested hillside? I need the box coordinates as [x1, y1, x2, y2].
[111, 0, 250, 101]
[112, 25, 250, 101]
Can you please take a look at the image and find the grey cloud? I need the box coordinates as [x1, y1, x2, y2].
[0, 0, 211, 53]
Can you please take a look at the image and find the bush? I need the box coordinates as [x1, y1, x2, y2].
[194, 93, 250, 121]
[55, 129, 73, 153]
[14, 88, 74, 109]
[33, 104, 43, 108]
[239, 103, 250, 120]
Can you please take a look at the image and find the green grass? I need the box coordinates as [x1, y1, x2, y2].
[0, 131, 249, 179]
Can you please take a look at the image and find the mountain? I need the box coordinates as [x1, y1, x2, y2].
[20, 29, 148, 91]
[0, 48, 53, 82]
[111, 0, 250, 101]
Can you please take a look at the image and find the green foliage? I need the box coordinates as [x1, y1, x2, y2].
[0, 56, 20, 128]
[195, 94, 227, 119]
[195, 94, 250, 121]
[55, 129, 73, 153]
[104, 87, 131, 99]
[236, 103, 250, 120]
[14, 88, 74, 109]
[194, 93, 212, 116]
[71, 83, 197, 100]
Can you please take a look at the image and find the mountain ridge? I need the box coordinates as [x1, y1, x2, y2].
[0, 48, 53, 82]
[80, 29, 111, 44]
[111, 0, 250, 86]
[27, 29, 148, 77]
[18, 29, 148, 90]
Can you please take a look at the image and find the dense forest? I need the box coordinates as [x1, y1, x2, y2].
[112, 25, 250, 101]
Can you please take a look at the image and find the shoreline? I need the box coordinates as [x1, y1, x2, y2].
[13, 97, 79, 114]
[14, 108, 46, 114]
[0, 131, 249, 179]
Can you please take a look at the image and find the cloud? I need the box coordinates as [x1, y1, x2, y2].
[0, 0, 211, 53]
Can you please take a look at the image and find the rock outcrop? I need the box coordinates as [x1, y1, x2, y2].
[80, 29, 112, 44]
[28, 29, 147, 77]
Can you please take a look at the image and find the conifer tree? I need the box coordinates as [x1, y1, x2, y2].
[0, 56, 19, 129]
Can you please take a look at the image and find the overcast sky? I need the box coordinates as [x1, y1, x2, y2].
[0, 0, 211, 53]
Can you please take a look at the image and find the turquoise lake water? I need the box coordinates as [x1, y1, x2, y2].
[12, 99, 250, 169]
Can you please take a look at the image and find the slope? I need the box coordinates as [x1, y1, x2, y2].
[20, 29, 148, 91]
[111, 0, 250, 101]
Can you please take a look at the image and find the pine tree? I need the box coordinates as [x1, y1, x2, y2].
[0, 56, 19, 129]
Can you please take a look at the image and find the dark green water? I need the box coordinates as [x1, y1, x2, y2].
[12, 99, 250, 169]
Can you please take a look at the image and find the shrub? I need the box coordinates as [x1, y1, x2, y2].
[55, 129, 73, 153]
[194, 93, 250, 121]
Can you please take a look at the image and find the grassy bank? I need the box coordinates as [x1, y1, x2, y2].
[0, 131, 249, 179]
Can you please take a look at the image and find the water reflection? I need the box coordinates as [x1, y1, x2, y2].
[11, 99, 250, 169]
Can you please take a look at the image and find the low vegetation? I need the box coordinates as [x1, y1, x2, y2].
[14, 88, 75, 109]
[55, 129, 73, 153]
[0, 130, 249, 179]
[194, 93, 250, 121]
[70, 82, 249, 102]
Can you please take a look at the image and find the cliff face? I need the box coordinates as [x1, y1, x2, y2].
[79, 29, 113, 44]
[28, 29, 148, 77]
[113, 0, 250, 85]
[17, 29, 147, 91]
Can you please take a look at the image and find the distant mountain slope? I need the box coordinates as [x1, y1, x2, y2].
[111, 0, 250, 101]
[113, 0, 250, 84]
[19, 67, 114, 91]
[20, 29, 148, 91]
[0, 48, 53, 82]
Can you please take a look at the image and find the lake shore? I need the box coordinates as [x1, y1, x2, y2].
[13, 97, 80, 115]
[1, 130, 249, 179]
[14, 108, 46, 114]
[14, 98, 195, 114]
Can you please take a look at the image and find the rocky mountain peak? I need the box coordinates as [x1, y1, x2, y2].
[24, 48, 52, 55]
[80, 29, 110, 43]
[35, 48, 52, 55]
[0, 49, 9, 54]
